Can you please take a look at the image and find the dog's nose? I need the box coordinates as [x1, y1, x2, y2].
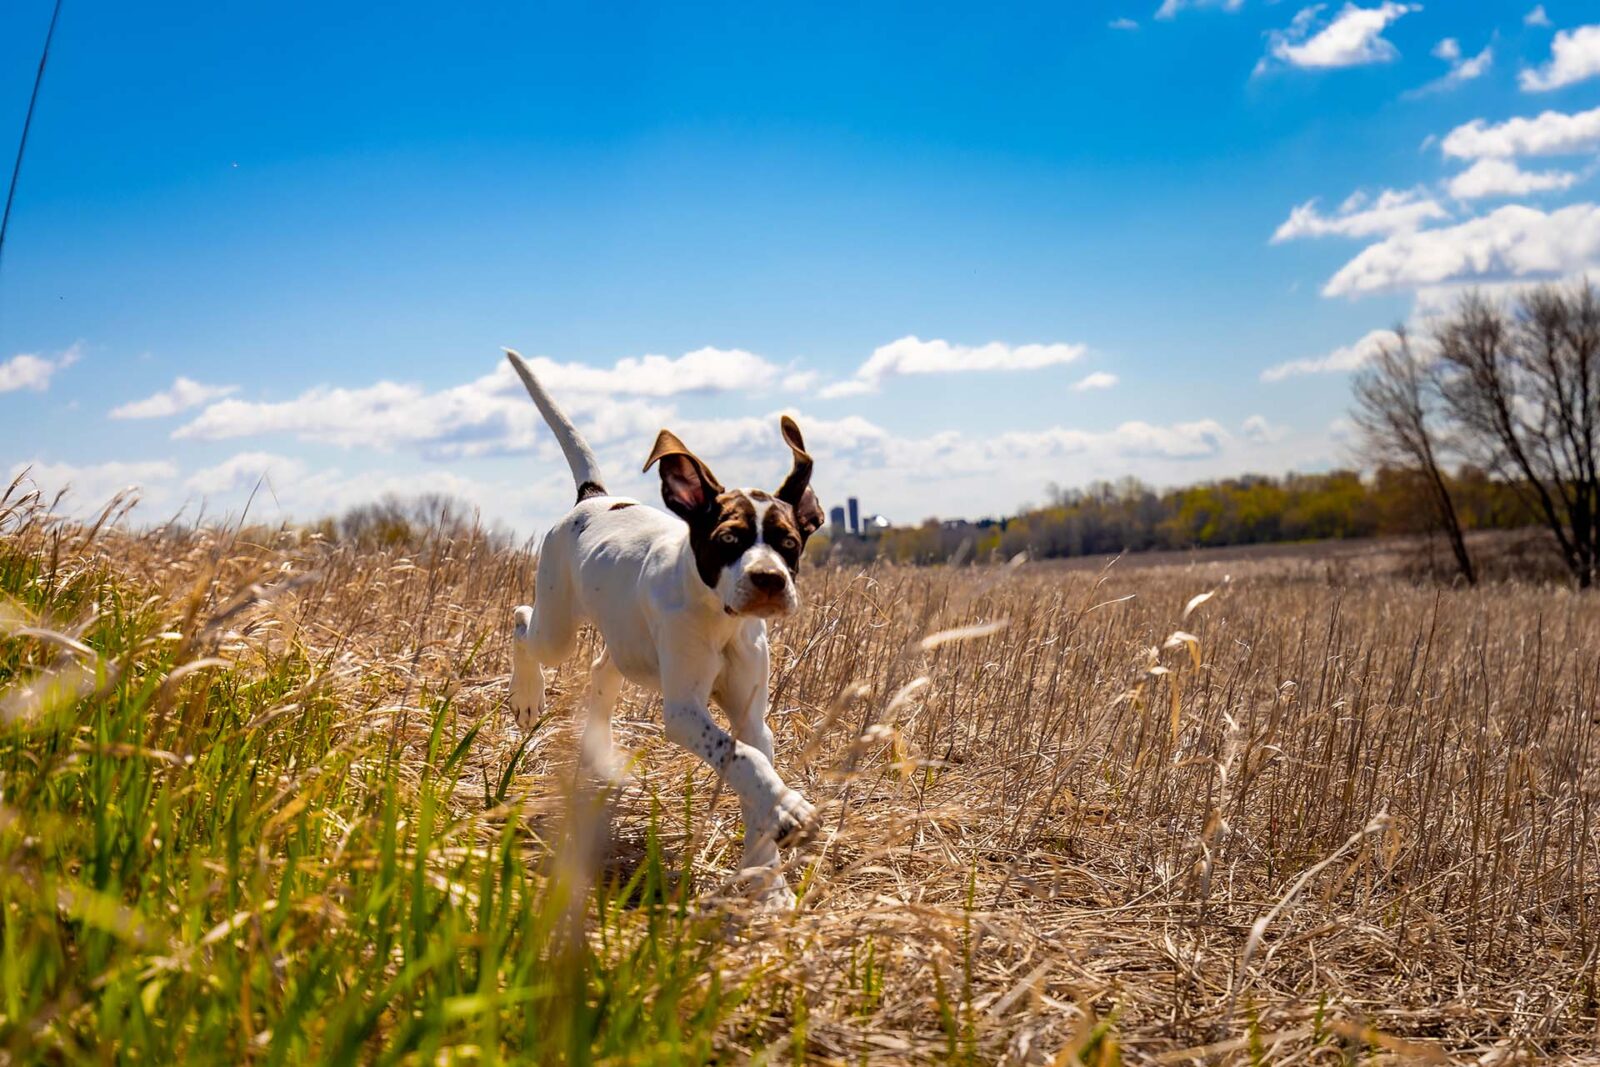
[748, 569, 787, 595]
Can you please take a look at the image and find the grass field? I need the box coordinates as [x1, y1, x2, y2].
[2, 488, 1598, 1064]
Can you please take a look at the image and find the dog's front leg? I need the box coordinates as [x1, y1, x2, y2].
[713, 627, 795, 894]
[509, 605, 546, 730]
[661, 654, 816, 878]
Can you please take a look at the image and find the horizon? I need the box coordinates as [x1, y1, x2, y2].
[6, 1, 1600, 539]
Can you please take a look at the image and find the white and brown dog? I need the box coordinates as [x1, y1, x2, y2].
[504, 349, 825, 904]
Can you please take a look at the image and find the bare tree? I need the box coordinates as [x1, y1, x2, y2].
[1351, 326, 1476, 584]
[1429, 284, 1600, 588]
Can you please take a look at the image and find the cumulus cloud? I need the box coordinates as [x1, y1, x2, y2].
[819, 336, 1087, 398]
[172, 360, 672, 459]
[184, 452, 307, 495]
[1446, 158, 1579, 200]
[1072, 371, 1120, 392]
[1525, 6, 1551, 28]
[1155, 0, 1243, 20]
[110, 377, 238, 419]
[1261, 328, 1399, 380]
[0, 344, 80, 394]
[1520, 25, 1600, 92]
[1442, 105, 1600, 159]
[665, 411, 1231, 494]
[1323, 203, 1600, 297]
[1241, 415, 1290, 444]
[1272, 189, 1448, 242]
[8, 458, 178, 513]
[167, 345, 805, 458]
[516, 346, 798, 398]
[1259, 3, 1419, 73]
[1409, 38, 1493, 95]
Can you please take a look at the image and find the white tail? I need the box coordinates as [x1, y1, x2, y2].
[503, 348, 607, 501]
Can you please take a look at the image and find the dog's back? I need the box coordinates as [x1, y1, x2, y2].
[536, 494, 708, 687]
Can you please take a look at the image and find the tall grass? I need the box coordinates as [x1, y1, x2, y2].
[2, 483, 1597, 1062]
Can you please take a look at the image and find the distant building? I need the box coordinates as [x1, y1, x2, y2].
[829, 505, 846, 537]
[848, 497, 860, 535]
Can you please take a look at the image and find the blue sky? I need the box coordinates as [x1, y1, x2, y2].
[4, 1, 1599, 534]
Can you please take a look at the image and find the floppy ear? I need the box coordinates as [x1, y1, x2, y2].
[775, 416, 825, 537]
[643, 429, 723, 521]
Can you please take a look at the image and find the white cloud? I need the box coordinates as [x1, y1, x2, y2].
[1446, 158, 1579, 200]
[0, 344, 80, 394]
[173, 360, 672, 459]
[652, 410, 1232, 505]
[1521, 25, 1600, 92]
[184, 452, 307, 495]
[110, 376, 238, 419]
[1241, 415, 1290, 444]
[1411, 40, 1493, 95]
[1272, 188, 1448, 242]
[1260, 3, 1419, 73]
[1450, 45, 1494, 81]
[166, 345, 804, 458]
[819, 336, 1087, 398]
[1072, 371, 1119, 392]
[1323, 203, 1600, 296]
[8, 459, 178, 515]
[1110, 17, 1140, 30]
[1261, 328, 1399, 380]
[1442, 105, 1600, 159]
[1155, 0, 1243, 20]
[1097, 420, 1230, 458]
[1525, 6, 1551, 28]
[516, 346, 797, 398]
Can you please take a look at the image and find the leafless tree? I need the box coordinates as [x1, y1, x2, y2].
[1351, 327, 1476, 584]
[1356, 282, 1600, 587]
[1426, 284, 1600, 587]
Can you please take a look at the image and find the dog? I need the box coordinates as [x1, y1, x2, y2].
[503, 349, 825, 905]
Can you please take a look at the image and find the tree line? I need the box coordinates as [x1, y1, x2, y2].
[818, 466, 1536, 566]
[827, 280, 1600, 588]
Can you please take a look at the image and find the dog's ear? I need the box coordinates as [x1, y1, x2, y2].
[775, 416, 824, 538]
[644, 429, 723, 521]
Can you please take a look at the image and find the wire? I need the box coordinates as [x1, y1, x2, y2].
[0, 0, 65, 276]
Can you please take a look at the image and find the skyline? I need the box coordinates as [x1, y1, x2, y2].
[5, 2, 1600, 534]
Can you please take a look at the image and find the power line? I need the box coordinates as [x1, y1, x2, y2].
[1, 0, 65, 275]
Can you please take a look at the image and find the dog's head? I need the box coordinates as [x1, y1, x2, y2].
[643, 416, 825, 619]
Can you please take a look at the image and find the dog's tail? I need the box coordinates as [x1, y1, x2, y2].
[504, 348, 607, 503]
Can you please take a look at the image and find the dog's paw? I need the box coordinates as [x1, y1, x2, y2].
[509, 670, 546, 732]
[733, 862, 798, 912]
[580, 742, 632, 784]
[760, 880, 798, 912]
[511, 699, 544, 733]
[767, 789, 818, 849]
[751, 877, 798, 913]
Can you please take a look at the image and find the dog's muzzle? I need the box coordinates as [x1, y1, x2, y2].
[732, 568, 797, 618]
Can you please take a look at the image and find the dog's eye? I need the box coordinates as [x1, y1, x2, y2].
[717, 530, 741, 545]
[780, 537, 799, 552]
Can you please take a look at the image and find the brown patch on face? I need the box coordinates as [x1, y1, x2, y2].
[762, 500, 806, 574]
[685, 491, 758, 591]
[608, 501, 636, 511]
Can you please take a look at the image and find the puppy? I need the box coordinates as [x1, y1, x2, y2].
[504, 349, 825, 904]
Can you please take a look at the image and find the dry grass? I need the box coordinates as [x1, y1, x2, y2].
[4, 490, 1599, 1064]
